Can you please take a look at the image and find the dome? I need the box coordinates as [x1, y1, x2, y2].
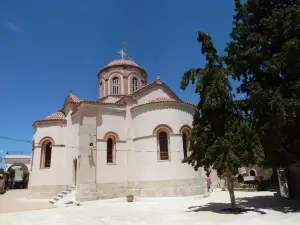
[107, 59, 139, 67]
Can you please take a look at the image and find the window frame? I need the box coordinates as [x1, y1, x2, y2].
[106, 137, 116, 164]
[182, 131, 189, 159]
[132, 77, 138, 92]
[112, 77, 119, 95]
[99, 82, 103, 97]
[40, 141, 52, 169]
[157, 130, 171, 161]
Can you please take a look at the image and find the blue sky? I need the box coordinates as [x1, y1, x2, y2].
[0, 0, 237, 159]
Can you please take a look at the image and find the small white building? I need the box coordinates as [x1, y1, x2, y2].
[4, 154, 31, 171]
[29, 55, 205, 201]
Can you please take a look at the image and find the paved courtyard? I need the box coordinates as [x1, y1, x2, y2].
[0, 191, 299, 225]
[0, 189, 56, 213]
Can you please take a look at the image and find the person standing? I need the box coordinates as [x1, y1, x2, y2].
[205, 172, 213, 192]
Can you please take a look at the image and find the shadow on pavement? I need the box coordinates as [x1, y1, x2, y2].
[186, 193, 300, 214]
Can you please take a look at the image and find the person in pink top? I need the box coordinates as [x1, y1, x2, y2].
[205, 172, 213, 192]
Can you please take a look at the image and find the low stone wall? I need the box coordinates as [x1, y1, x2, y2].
[76, 178, 204, 202]
[28, 185, 70, 199]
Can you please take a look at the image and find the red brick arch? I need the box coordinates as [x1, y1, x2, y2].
[103, 131, 120, 141]
[179, 125, 192, 134]
[152, 124, 174, 135]
[39, 136, 55, 145]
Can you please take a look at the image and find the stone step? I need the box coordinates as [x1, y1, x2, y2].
[58, 194, 65, 198]
[62, 191, 69, 194]
[53, 197, 60, 201]
[49, 200, 56, 204]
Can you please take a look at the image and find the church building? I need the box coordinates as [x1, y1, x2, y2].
[29, 51, 205, 201]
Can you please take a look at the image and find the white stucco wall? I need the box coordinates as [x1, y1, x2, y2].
[101, 96, 123, 103]
[136, 86, 173, 104]
[132, 103, 194, 137]
[30, 121, 75, 187]
[96, 108, 126, 140]
[127, 103, 199, 182]
[33, 123, 65, 145]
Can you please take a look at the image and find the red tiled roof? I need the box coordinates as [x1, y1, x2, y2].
[116, 81, 181, 103]
[131, 98, 195, 109]
[107, 59, 139, 67]
[68, 93, 80, 103]
[98, 59, 146, 74]
[148, 98, 178, 103]
[33, 112, 66, 127]
[45, 112, 66, 120]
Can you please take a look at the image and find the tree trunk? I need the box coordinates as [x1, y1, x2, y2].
[227, 174, 237, 209]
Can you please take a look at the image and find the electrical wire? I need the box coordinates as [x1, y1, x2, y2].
[0, 136, 186, 154]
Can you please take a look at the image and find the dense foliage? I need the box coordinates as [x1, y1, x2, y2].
[226, 0, 300, 167]
[181, 32, 263, 208]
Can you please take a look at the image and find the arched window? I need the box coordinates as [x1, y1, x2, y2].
[132, 77, 138, 92]
[40, 141, 52, 168]
[99, 82, 103, 97]
[179, 125, 191, 159]
[112, 78, 119, 95]
[182, 132, 188, 158]
[158, 131, 169, 160]
[107, 138, 115, 163]
[249, 169, 256, 176]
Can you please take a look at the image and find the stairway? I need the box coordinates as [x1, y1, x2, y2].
[49, 185, 77, 206]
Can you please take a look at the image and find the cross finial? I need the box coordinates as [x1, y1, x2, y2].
[118, 42, 127, 60]
[156, 73, 161, 82]
[69, 89, 72, 94]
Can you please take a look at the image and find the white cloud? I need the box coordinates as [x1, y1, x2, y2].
[5, 22, 21, 33]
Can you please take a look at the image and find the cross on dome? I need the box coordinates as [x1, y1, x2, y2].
[118, 42, 127, 59]
[118, 49, 127, 59]
[156, 73, 161, 82]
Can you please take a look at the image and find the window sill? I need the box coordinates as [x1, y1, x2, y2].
[39, 167, 51, 170]
[157, 159, 171, 162]
[106, 163, 117, 165]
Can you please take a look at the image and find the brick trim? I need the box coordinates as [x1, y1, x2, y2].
[39, 136, 55, 145]
[179, 125, 192, 134]
[153, 124, 174, 135]
[103, 131, 120, 141]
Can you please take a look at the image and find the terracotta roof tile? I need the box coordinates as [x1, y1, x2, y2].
[131, 98, 195, 109]
[68, 93, 80, 103]
[115, 81, 181, 104]
[107, 59, 139, 67]
[33, 112, 66, 127]
[99, 59, 146, 74]
[45, 112, 66, 120]
[148, 98, 178, 103]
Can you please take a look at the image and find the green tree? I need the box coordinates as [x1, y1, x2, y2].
[181, 32, 263, 209]
[226, 0, 300, 167]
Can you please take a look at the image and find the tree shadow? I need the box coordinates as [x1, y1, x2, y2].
[186, 193, 300, 214]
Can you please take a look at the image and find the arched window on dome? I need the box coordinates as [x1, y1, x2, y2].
[40, 141, 52, 168]
[158, 131, 169, 160]
[112, 77, 119, 95]
[99, 82, 103, 98]
[132, 77, 138, 92]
